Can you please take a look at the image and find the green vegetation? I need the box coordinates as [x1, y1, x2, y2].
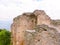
[0, 29, 11, 45]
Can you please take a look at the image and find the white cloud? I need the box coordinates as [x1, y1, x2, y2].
[0, 0, 60, 20]
[38, 0, 60, 19]
[0, 0, 40, 20]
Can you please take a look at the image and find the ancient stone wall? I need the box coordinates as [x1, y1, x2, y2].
[11, 10, 60, 45]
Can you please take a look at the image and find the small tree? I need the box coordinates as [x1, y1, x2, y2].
[0, 29, 11, 45]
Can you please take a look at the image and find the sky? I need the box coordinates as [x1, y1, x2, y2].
[0, 0, 60, 21]
[0, 0, 60, 30]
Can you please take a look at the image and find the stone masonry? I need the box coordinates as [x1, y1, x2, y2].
[11, 10, 60, 45]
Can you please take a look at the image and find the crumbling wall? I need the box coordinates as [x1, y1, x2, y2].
[11, 10, 60, 45]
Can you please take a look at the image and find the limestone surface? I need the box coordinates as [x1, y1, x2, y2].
[11, 10, 60, 45]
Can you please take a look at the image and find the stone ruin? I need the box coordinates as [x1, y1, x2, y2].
[11, 10, 60, 45]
